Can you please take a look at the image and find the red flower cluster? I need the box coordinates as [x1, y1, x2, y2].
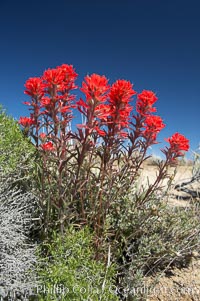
[165, 132, 189, 156]
[19, 116, 35, 127]
[20, 64, 190, 162]
[42, 64, 78, 93]
[24, 77, 45, 97]
[40, 64, 77, 117]
[78, 76, 136, 137]
[24, 64, 77, 112]
[109, 80, 136, 104]
[108, 80, 136, 134]
[80, 74, 110, 104]
[136, 90, 157, 115]
[19, 64, 78, 149]
[77, 74, 110, 135]
[24, 78, 44, 118]
[143, 115, 165, 141]
[41, 141, 55, 151]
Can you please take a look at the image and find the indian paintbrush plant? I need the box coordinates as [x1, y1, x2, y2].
[17, 64, 200, 300]
[18, 64, 190, 241]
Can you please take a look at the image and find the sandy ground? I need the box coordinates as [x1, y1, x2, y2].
[147, 257, 200, 301]
[139, 163, 193, 189]
[139, 163, 198, 206]
[137, 163, 200, 301]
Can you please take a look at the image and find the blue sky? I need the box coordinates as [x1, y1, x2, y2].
[0, 0, 199, 158]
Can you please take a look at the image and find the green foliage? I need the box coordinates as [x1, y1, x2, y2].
[36, 226, 119, 301]
[0, 107, 35, 174]
[0, 107, 39, 196]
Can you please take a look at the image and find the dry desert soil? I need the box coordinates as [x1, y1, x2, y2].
[138, 162, 200, 301]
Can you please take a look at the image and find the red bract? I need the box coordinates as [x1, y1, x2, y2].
[59, 105, 71, 113]
[42, 64, 78, 92]
[60, 64, 78, 83]
[77, 98, 89, 109]
[143, 115, 165, 141]
[39, 133, 47, 140]
[43, 68, 64, 86]
[24, 77, 45, 97]
[81, 74, 110, 104]
[77, 74, 110, 136]
[94, 126, 106, 136]
[136, 90, 157, 115]
[138, 90, 158, 106]
[41, 97, 52, 107]
[111, 104, 132, 129]
[165, 132, 189, 154]
[41, 141, 55, 151]
[109, 80, 136, 104]
[19, 116, 35, 127]
[94, 104, 113, 120]
[106, 80, 135, 134]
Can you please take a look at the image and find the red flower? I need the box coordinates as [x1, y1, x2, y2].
[39, 133, 47, 140]
[104, 80, 136, 135]
[138, 90, 158, 106]
[165, 133, 189, 154]
[94, 104, 113, 120]
[18, 116, 35, 127]
[60, 64, 78, 83]
[108, 103, 133, 131]
[24, 77, 45, 97]
[43, 67, 63, 85]
[42, 64, 78, 92]
[41, 97, 52, 107]
[109, 80, 136, 104]
[43, 66, 67, 89]
[77, 74, 110, 135]
[59, 105, 71, 113]
[81, 74, 110, 104]
[77, 98, 89, 108]
[136, 90, 158, 115]
[143, 115, 165, 141]
[41, 141, 55, 151]
[94, 126, 106, 136]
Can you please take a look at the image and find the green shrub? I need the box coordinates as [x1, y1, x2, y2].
[36, 226, 119, 301]
[110, 191, 200, 300]
[0, 107, 35, 174]
[0, 107, 36, 190]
